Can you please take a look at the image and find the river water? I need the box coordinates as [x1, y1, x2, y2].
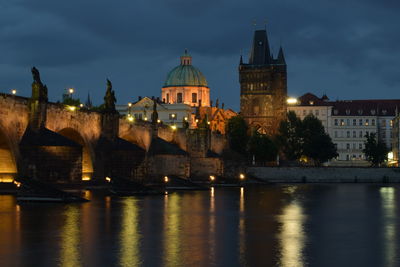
[0, 184, 399, 267]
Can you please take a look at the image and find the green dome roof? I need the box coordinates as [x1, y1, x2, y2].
[163, 51, 208, 87]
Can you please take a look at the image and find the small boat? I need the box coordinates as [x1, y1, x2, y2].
[107, 176, 166, 196]
[15, 178, 89, 203]
[164, 175, 209, 191]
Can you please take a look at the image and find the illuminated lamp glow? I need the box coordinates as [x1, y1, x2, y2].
[82, 176, 91, 181]
[144, 117, 148, 121]
[68, 88, 74, 94]
[79, 103, 84, 108]
[127, 116, 134, 122]
[128, 102, 132, 107]
[287, 98, 298, 104]
[105, 177, 111, 182]
[209, 175, 215, 181]
[67, 106, 76, 111]
[13, 180, 21, 187]
[157, 119, 161, 123]
[388, 152, 394, 161]
[239, 173, 245, 180]
[171, 125, 177, 130]
[164, 176, 169, 183]
[11, 89, 17, 95]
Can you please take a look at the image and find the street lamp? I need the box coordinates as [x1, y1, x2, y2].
[68, 88, 74, 98]
[11, 89, 17, 95]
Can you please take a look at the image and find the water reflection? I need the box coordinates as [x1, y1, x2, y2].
[1, 185, 400, 266]
[163, 193, 182, 267]
[239, 187, 246, 265]
[119, 198, 142, 267]
[278, 199, 306, 267]
[60, 205, 81, 267]
[380, 187, 397, 267]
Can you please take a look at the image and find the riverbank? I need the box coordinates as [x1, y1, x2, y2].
[247, 167, 400, 183]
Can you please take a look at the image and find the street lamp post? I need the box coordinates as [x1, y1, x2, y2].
[68, 88, 74, 98]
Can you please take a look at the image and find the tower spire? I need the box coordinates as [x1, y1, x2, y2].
[249, 28, 271, 65]
[277, 46, 286, 65]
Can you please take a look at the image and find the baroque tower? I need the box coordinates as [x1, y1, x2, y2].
[239, 29, 287, 135]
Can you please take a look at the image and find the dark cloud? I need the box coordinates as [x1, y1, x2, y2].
[0, 0, 399, 110]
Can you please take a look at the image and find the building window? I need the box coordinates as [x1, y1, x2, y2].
[346, 143, 350, 149]
[359, 143, 362, 150]
[192, 93, 197, 103]
[359, 119, 363, 126]
[365, 119, 369, 126]
[390, 120, 393, 127]
[177, 93, 183, 103]
[340, 119, 345, 126]
[359, 131, 363, 138]
[346, 119, 350, 126]
[372, 119, 375, 126]
[353, 143, 356, 149]
[382, 119, 386, 127]
[347, 131, 350, 138]
[346, 154, 350, 161]
[166, 93, 170, 103]
[334, 131, 338, 138]
[334, 119, 338, 126]
[353, 131, 356, 138]
[353, 119, 356, 126]
[366, 131, 369, 136]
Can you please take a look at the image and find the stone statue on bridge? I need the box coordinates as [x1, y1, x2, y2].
[104, 79, 116, 113]
[151, 99, 158, 125]
[31, 66, 48, 102]
[31, 67, 42, 84]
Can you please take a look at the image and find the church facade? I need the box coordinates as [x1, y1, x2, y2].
[239, 29, 287, 135]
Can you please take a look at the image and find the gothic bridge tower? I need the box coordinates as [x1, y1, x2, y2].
[239, 29, 287, 135]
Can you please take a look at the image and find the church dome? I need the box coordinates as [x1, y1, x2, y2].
[163, 50, 208, 88]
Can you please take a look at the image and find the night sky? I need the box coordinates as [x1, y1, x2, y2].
[1, 0, 399, 111]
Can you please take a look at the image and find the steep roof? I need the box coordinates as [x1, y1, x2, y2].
[249, 30, 272, 65]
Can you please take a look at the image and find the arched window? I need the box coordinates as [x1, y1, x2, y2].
[192, 93, 197, 103]
[166, 93, 170, 103]
[177, 93, 183, 103]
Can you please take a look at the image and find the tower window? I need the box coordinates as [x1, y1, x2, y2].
[166, 93, 170, 103]
[192, 93, 197, 103]
[177, 93, 182, 103]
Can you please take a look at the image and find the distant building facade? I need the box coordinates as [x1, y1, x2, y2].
[117, 97, 193, 128]
[239, 29, 287, 135]
[288, 93, 400, 166]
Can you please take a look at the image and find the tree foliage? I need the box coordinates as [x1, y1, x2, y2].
[62, 97, 81, 106]
[302, 115, 338, 166]
[248, 130, 278, 162]
[276, 111, 303, 160]
[225, 115, 248, 155]
[277, 112, 337, 165]
[363, 132, 388, 166]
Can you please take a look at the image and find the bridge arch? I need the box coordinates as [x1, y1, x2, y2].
[0, 125, 18, 182]
[57, 128, 94, 180]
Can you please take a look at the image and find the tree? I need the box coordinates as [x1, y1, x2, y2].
[363, 132, 388, 166]
[302, 115, 338, 166]
[248, 130, 278, 162]
[276, 111, 303, 160]
[225, 115, 248, 155]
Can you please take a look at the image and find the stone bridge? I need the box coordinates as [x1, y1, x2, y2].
[0, 73, 227, 184]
